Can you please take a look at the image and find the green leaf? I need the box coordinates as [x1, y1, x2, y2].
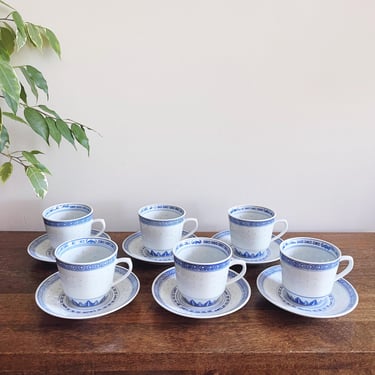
[2, 90, 18, 113]
[25, 23, 43, 49]
[45, 117, 61, 145]
[0, 161, 12, 183]
[12, 11, 27, 51]
[56, 119, 75, 148]
[19, 82, 27, 103]
[26, 166, 48, 198]
[20, 66, 37, 100]
[0, 26, 16, 55]
[71, 123, 90, 154]
[0, 60, 20, 113]
[38, 104, 60, 119]
[0, 43, 10, 61]
[44, 28, 61, 58]
[22, 151, 51, 174]
[23, 65, 49, 98]
[12, 11, 26, 37]
[3, 111, 27, 124]
[24, 107, 49, 144]
[0, 124, 9, 152]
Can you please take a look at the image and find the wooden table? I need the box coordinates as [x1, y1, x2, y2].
[0, 232, 374, 374]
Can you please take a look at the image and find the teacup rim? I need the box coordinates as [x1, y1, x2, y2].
[138, 203, 186, 221]
[173, 237, 232, 266]
[55, 237, 118, 266]
[42, 202, 93, 223]
[228, 204, 276, 222]
[280, 236, 341, 264]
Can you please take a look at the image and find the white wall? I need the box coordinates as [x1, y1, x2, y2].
[1, 0, 374, 232]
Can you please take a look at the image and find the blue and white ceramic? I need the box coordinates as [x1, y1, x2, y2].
[122, 231, 195, 264]
[138, 203, 198, 257]
[212, 230, 281, 264]
[152, 267, 251, 319]
[35, 266, 140, 319]
[55, 237, 133, 307]
[228, 205, 288, 258]
[256, 265, 358, 318]
[27, 230, 111, 263]
[173, 237, 246, 307]
[280, 237, 354, 306]
[42, 203, 106, 249]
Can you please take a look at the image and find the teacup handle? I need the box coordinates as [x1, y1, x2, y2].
[91, 218, 106, 237]
[335, 255, 354, 281]
[271, 219, 288, 242]
[112, 257, 133, 287]
[181, 218, 199, 239]
[226, 259, 247, 286]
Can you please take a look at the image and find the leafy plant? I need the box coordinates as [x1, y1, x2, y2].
[0, 0, 94, 198]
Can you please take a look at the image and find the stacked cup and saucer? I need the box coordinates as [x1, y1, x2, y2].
[122, 204, 199, 264]
[213, 204, 288, 265]
[256, 237, 359, 318]
[152, 237, 251, 319]
[33, 203, 140, 319]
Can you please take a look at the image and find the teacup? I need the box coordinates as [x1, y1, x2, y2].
[228, 205, 288, 258]
[42, 203, 106, 249]
[280, 237, 354, 306]
[55, 237, 133, 307]
[138, 203, 198, 257]
[173, 237, 247, 306]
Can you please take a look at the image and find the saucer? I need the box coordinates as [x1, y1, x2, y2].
[151, 267, 251, 319]
[122, 231, 195, 264]
[212, 230, 281, 264]
[256, 265, 359, 318]
[35, 266, 140, 319]
[27, 230, 111, 263]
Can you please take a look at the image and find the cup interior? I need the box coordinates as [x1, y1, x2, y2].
[229, 206, 274, 221]
[179, 245, 227, 263]
[286, 246, 337, 263]
[61, 246, 113, 264]
[174, 238, 230, 264]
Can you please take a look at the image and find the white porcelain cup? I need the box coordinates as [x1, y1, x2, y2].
[228, 205, 288, 259]
[42, 203, 106, 249]
[280, 237, 354, 307]
[55, 237, 133, 307]
[138, 204, 198, 257]
[173, 237, 247, 307]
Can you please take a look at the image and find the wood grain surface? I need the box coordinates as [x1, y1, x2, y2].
[0, 232, 374, 374]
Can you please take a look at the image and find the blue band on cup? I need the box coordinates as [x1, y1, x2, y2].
[139, 204, 185, 226]
[280, 238, 340, 271]
[228, 205, 275, 227]
[55, 238, 117, 271]
[43, 203, 93, 227]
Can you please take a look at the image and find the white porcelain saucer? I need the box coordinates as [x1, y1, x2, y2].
[27, 230, 111, 263]
[35, 266, 140, 319]
[256, 265, 359, 319]
[151, 267, 251, 319]
[122, 231, 195, 264]
[212, 230, 281, 265]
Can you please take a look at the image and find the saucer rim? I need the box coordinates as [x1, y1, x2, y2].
[256, 265, 359, 319]
[27, 231, 111, 263]
[35, 265, 140, 319]
[212, 230, 281, 264]
[151, 266, 251, 319]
